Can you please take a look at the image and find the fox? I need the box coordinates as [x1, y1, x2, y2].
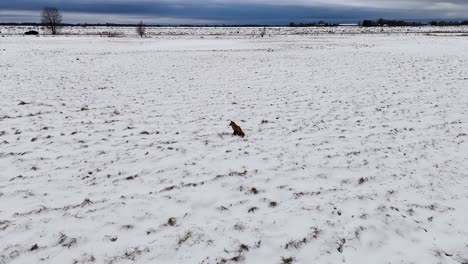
[229, 121, 245, 138]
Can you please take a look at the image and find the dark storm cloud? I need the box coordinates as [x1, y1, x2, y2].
[1, 0, 467, 24]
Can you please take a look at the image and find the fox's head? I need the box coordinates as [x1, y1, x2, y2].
[229, 121, 236, 127]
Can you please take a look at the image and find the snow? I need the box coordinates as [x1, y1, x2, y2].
[1, 29, 468, 264]
[2, 25, 468, 37]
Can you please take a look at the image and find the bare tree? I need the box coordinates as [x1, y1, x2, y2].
[41, 7, 62, 35]
[136, 21, 146, 38]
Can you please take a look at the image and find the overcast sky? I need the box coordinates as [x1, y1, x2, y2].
[1, 0, 468, 24]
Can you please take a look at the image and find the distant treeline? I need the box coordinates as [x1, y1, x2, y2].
[288, 22, 339, 27]
[428, 20, 468, 26]
[359, 18, 468, 27]
[2, 20, 468, 28]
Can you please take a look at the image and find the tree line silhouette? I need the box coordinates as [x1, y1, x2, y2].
[358, 18, 468, 27]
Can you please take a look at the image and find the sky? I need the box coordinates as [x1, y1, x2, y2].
[1, 0, 468, 25]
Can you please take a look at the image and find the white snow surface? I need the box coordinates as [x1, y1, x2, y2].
[2, 25, 468, 37]
[0, 32, 468, 264]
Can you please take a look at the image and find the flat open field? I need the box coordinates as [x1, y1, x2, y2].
[1, 30, 468, 263]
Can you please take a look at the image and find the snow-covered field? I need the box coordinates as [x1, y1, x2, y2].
[1, 31, 468, 264]
[2, 25, 468, 37]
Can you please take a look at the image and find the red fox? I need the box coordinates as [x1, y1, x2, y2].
[229, 121, 245, 138]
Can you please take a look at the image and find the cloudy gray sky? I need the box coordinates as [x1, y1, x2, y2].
[1, 0, 467, 24]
